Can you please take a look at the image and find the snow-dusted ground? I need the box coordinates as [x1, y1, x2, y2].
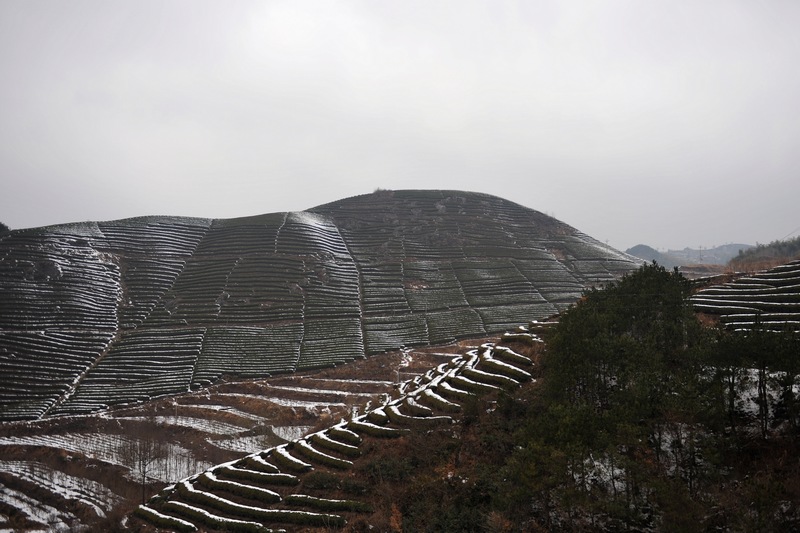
[207, 423, 315, 454]
[212, 391, 347, 409]
[0, 341, 482, 531]
[266, 385, 379, 398]
[116, 415, 248, 435]
[176, 403, 269, 423]
[0, 433, 210, 483]
[272, 425, 313, 442]
[0, 433, 128, 465]
[0, 481, 77, 532]
[128, 327, 548, 532]
[207, 435, 273, 453]
[261, 397, 347, 409]
[0, 460, 122, 518]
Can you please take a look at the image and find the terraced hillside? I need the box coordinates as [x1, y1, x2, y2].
[0, 344, 454, 532]
[132, 327, 543, 532]
[0, 190, 638, 421]
[691, 259, 800, 331]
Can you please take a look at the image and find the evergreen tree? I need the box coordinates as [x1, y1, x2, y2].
[543, 262, 701, 420]
[514, 263, 708, 527]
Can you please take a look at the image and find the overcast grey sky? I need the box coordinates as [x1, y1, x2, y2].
[1, 1, 799, 251]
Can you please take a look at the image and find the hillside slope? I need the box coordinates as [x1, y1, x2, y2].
[131, 327, 543, 532]
[0, 190, 639, 421]
[0, 341, 463, 532]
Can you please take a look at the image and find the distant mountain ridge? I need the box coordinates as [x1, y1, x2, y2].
[0, 189, 640, 421]
[626, 243, 753, 267]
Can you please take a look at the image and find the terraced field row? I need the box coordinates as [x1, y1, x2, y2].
[118, 258, 187, 329]
[193, 326, 303, 386]
[691, 259, 800, 331]
[193, 215, 283, 256]
[0, 330, 114, 420]
[274, 212, 352, 259]
[0, 232, 121, 330]
[95, 218, 211, 257]
[50, 329, 208, 416]
[134, 334, 539, 532]
[5, 319, 360, 421]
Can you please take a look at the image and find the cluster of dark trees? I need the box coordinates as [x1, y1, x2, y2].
[730, 235, 800, 268]
[364, 263, 799, 532]
[500, 262, 800, 531]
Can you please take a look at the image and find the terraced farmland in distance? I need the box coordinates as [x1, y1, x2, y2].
[691, 259, 800, 331]
[0, 190, 639, 421]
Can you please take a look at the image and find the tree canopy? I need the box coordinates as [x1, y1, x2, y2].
[544, 262, 701, 415]
[502, 262, 800, 530]
[730, 235, 800, 269]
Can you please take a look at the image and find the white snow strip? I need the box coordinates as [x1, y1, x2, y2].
[311, 431, 360, 454]
[163, 499, 266, 530]
[296, 439, 353, 466]
[263, 397, 348, 408]
[177, 404, 268, 423]
[481, 355, 533, 380]
[306, 378, 394, 386]
[273, 445, 313, 470]
[203, 471, 281, 500]
[438, 380, 475, 398]
[137, 505, 198, 531]
[450, 374, 501, 392]
[239, 453, 279, 473]
[175, 481, 342, 521]
[421, 388, 461, 409]
[213, 392, 346, 408]
[267, 385, 378, 398]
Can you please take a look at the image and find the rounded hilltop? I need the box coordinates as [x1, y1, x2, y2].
[0, 189, 640, 421]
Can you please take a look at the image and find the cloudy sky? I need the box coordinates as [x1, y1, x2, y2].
[1, 1, 799, 251]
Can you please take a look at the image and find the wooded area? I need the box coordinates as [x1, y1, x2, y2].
[365, 263, 800, 531]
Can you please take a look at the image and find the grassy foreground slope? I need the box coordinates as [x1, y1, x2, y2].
[0, 190, 639, 421]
